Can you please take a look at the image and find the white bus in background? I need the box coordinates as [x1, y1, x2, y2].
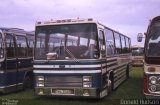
[138, 16, 160, 98]
[131, 45, 144, 66]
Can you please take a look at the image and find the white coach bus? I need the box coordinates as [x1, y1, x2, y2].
[33, 18, 132, 98]
[138, 16, 160, 98]
[131, 45, 144, 66]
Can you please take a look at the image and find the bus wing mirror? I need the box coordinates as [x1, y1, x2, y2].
[137, 33, 143, 42]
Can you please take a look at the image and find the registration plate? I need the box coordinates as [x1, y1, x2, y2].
[52, 89, 74, 95]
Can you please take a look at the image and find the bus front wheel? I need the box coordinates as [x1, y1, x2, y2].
[23, 73, 33, 90]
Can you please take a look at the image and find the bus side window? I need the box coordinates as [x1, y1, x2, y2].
[106, 41, 111, 55]
[125, 37, 130, 53]
[0, 33, 2, 48]
[16, 35, 28, 58]
[120, 35, 126, 53]
[127, 38, 131, 53]
[28, 40, 34, 57]
[6, 34, 16, 59]
[99, 30, 106, 57]
[114, 32, 121, 54]
[105, 28, 115, 55]
[27, 36, 34, 57]
[0, 33, 4, 59]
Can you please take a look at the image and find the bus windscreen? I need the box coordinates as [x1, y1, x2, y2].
[147, 22, 160, 57]
[35, 23, 99, 60]
[132, 48, 144, 56]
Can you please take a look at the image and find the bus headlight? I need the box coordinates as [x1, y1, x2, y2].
[83, 76, 92, 82]
[37, 76, 44, 81]
[83, 82, 92, 88]
[150, 85, 156, 92]
[36, 76, 44, 87]
[149, 76, 157, 84]
[37, 82, 44, 87]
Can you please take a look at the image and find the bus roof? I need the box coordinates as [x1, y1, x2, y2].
[151, 16, 160, 22]
[36, 18, 130, 39]
[36, 18, 96, 26]
[0, 27, 35, 37]
[0, 27, 26, 33]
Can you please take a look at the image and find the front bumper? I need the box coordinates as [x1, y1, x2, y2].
[144, 93, 160, 99]
[35, 87, 99, 98]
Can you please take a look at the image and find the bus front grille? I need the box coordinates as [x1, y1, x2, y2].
[44, 76, 83, 87]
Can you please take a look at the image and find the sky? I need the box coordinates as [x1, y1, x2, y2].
[0, 0, 160, 46]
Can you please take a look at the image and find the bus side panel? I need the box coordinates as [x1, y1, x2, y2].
[17, 58, 33, 83]
[18, 58, 33, 68]
[112, 54, 131, 89]
[2, 58, 32, 93]
[0, 72, 24, 93]
[4, 59, 18, 92]
[0, 73, 6, 87]
[0, 72, 17, 93]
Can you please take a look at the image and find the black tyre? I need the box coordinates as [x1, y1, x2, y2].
[109, 72, 114, 91]
[126, 65, 130, 79]
[23, 74, 33, 90]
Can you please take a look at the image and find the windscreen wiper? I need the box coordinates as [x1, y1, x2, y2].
[65, 47, 79, 62]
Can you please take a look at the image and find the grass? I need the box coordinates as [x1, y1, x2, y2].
[0, 67, 144, 105]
